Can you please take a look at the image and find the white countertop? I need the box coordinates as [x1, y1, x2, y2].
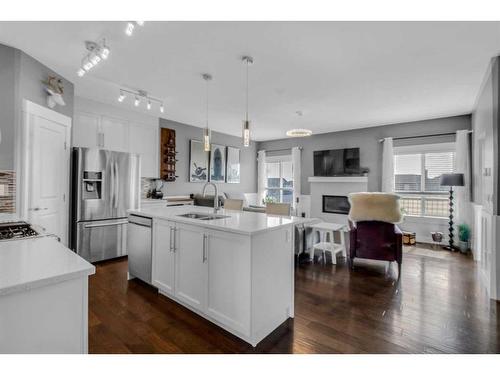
[0, 237, 95, 297]
[129, 205, 313, 235]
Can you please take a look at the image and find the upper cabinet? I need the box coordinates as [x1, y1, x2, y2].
[73, 111, 159, 178]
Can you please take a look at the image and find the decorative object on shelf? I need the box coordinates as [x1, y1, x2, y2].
[202, 73, 212, 152]
[189, 140, 208, 182]
[402, 231, 416, 246]
[77, 40, 110, 77]
[226, 146, 241, 183]
[210, 144, 226, 182]
[125, 21, 144, 36]
[117, 88, 164, 113]
[42, 76, 65, 108]
[151, 179, 164, 199]
[286, 111, 312, 137]
[241, 55, 253, 147]
[457, 223, 471, 254]
[439, 173, 465, 251]
[160, 128, 177, 181]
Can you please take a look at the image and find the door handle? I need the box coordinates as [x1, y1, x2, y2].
[84, 220, 128, 229]
[114, 162, 119, 209]
[29, 207, 48, 211]
[202, 234, 208, 263]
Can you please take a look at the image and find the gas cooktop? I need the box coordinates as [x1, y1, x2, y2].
[0, 221, 39, 241]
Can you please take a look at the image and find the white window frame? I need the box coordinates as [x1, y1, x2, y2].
[394, 142, 455, 218]
[265, 155, 294, 204]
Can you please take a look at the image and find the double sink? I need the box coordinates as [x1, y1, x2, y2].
[177, 212, 231, 221]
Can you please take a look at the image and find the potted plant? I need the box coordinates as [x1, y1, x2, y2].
[457, 223, 471, 253]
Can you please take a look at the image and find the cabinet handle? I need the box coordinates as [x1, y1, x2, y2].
[169, 226, 174, 252]
[202, 234, 208, 263]
[173, 228, 178, 252]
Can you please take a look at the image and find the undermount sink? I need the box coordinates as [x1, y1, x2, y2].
[177, 212, 230, 221]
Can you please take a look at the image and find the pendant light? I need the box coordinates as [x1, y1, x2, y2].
[242, 56, 253, 147]
[202, 73, 212, 152]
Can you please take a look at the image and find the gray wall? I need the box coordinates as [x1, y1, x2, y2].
[0, 43, 74, 170]
[258, 115, 471, 195]
[159, 118, 258, 196]
[472, 56, 499, 215]
[0, 44, 18, 170]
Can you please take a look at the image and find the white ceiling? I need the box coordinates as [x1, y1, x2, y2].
[1, 21, 500, 141]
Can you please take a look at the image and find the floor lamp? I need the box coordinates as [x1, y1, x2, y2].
[439, 173, 465, 251]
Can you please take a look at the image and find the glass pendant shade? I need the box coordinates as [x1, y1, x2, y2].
[242, 120, 250, 147]
[203, 127, 211, 152]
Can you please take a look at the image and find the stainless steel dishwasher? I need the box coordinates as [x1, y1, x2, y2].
[127, 214, 152, 284]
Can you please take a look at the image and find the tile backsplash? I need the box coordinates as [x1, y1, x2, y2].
[0, 170, 16, 213]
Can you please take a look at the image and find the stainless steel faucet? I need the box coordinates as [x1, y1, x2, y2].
[202, 181, 220, 213]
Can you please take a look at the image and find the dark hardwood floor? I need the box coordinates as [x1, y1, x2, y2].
[88, 245, 500, 353]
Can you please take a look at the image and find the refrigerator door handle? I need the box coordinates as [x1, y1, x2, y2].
[114, 161, 119, 209]
[83, 220, 128, 229]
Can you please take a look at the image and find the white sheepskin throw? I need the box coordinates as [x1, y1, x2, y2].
[348, 192, 403, 224]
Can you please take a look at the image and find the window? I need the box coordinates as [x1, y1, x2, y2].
[394, 144, 455, 218]
[265, 157, 294, 204]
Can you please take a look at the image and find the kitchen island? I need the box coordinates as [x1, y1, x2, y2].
[0, 236, 95, 353]
[128, 205, 307, 347]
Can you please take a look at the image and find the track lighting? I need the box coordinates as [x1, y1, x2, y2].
[117, 88, 164, 113]
[77, 40, 110, 77]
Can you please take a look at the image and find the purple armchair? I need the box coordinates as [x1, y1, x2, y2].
[348, 220, 403, 275]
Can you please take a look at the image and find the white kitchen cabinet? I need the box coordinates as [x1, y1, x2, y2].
[174, 223, 207, 311]
[152, 219, 175, 295]
[73, 112, 100, 148]
[129, 122, 159, 178]
[73, 110, 159, 178]
[206, 229, 251, 335]
[100, 116, 129, 152]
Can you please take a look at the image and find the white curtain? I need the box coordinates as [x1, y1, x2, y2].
[292, 147, 302, 213]
[257, 150, 267, 205]
[454, 130, 471, 241]
[381, 137, 394, 192]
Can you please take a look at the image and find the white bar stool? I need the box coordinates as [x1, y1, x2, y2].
[309, 222, 347, 264]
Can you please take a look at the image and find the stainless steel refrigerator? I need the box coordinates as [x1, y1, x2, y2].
[70, 147, 140, 262]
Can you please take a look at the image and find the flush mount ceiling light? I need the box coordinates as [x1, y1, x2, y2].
[286, 111, 313, 137]
[117, 88, 164, 113]
[77, 39, 110, 77]
[202, 73, 213, 152]
[125, 21, 145, 36]
[241, 55, 253, 147]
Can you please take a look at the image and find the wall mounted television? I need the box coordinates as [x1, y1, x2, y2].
[313, 148, 360, 176]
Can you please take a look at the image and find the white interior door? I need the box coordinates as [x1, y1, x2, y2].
[24, 101, 71, 245]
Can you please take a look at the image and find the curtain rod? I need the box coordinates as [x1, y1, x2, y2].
[378, 130, 472, 143]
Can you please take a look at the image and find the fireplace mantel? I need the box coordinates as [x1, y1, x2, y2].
[308, 176, 368, 183]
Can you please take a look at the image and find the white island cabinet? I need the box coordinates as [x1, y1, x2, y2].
[131, 205, 301, 346]
[0, 237, 95, 354]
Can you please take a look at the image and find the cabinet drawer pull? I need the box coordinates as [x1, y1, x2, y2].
[169, 226, 174, 252]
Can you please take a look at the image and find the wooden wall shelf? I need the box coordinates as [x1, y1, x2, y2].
[160, 128, 178, 181]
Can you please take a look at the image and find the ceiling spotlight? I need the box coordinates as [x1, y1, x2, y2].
[160, 104, 164, 113]
[90, 54, 101, 66]
[134, 96, 140, 106]
[147, 100, 152, 110]
[136, 21, 145, 26]
[125, 22, 135, 36]
[100, 44, 110, 60]
[118, 91, 125, 102]
[77, 68, 86, 77]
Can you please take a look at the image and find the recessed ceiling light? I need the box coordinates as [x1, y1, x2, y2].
[286, 129, 313, 137]
[125, 22, 135, 36]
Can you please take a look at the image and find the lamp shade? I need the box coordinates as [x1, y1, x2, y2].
[439, 173, 465, 187]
